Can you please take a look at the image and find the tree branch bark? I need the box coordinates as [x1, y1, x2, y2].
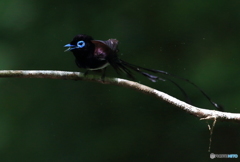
[0, 70, 239, 122]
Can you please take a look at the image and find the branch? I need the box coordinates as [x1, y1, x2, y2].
[1, 70, 239, 122]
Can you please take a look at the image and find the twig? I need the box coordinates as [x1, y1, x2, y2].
[0, 70, 239, 122]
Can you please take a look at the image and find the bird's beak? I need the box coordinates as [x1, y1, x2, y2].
[64, 44, 76, 52]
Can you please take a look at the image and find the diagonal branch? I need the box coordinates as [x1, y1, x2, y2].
[0, 70, 239, 122]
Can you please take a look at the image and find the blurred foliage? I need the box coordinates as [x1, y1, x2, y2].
[0, 0, 240, 161]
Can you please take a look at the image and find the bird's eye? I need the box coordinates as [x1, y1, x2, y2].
[77, 41, 85, 48]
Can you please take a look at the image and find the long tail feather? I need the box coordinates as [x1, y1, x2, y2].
[111, 60, 192, 105]
[118, 59, 222, 110]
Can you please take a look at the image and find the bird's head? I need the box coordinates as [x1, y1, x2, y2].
[64, 34, 94, 53]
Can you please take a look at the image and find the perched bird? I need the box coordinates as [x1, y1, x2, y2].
[64, 34, 222, 110]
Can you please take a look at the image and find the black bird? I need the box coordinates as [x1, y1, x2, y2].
[64, 34, 222, 110]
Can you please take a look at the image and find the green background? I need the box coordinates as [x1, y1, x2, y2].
[0, 0, 239, 161]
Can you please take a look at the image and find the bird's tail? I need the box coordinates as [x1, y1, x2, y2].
[111, 59, 222, 111]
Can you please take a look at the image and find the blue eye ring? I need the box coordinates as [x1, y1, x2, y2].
[77, 41, 85, 48]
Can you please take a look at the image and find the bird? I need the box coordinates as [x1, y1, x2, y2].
[64, 34, 222, 110]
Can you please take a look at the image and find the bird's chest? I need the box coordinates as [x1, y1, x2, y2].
[74, 53, 108, 70]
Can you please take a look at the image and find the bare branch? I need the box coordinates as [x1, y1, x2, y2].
[0, 70, 239, 122]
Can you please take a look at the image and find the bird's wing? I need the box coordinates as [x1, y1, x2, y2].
[95, 39, 119, 52]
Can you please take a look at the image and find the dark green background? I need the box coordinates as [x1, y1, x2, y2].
[0, 0, 239, 161]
